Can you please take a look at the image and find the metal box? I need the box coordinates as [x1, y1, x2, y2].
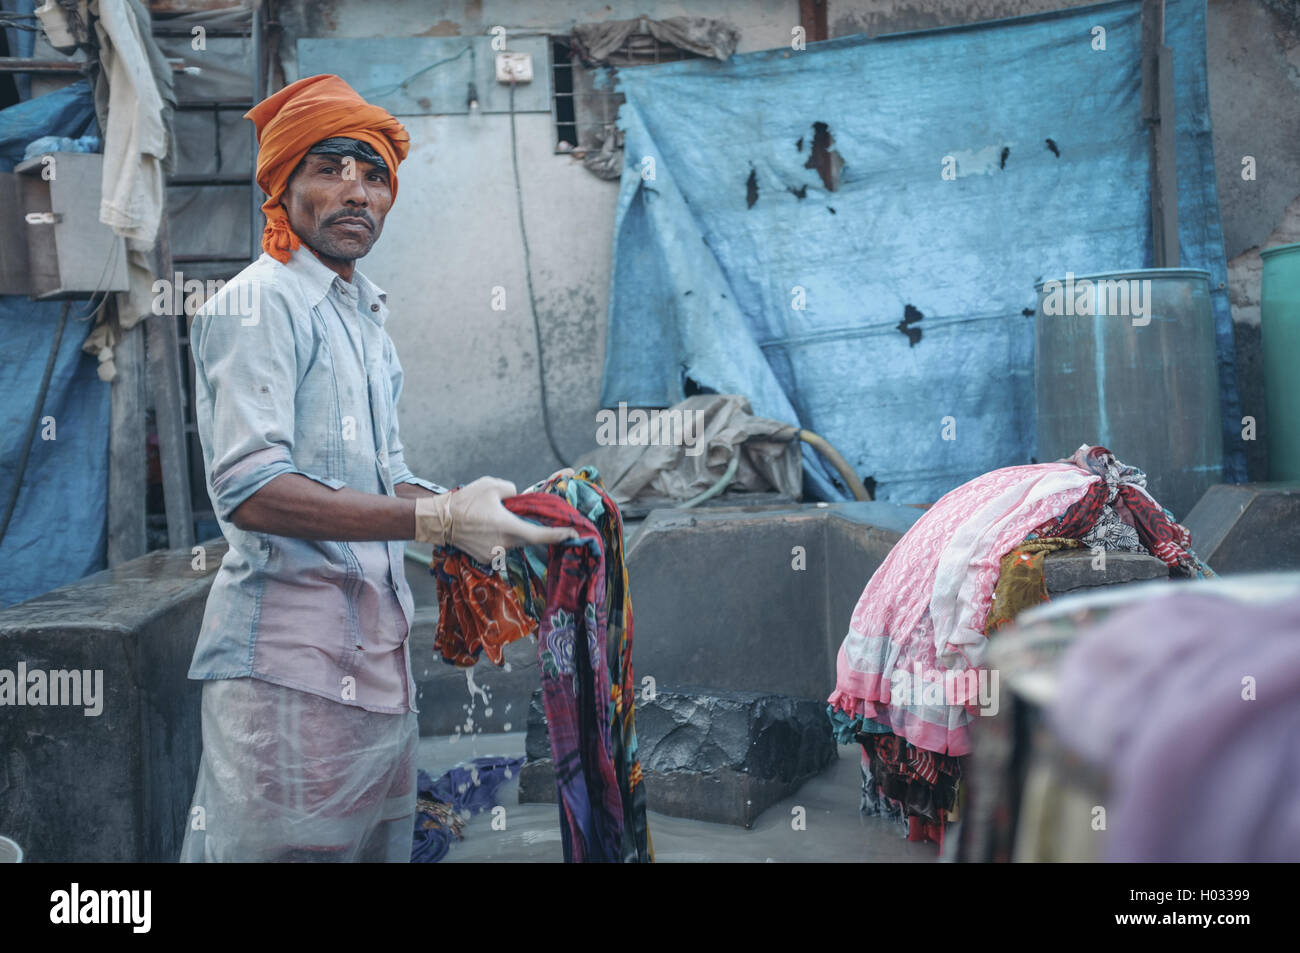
[0, 151, 130, 299]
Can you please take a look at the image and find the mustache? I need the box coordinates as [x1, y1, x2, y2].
[326, 211, 375, 230]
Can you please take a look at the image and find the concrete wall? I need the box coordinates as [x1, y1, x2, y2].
[1208, 0, 1300, 481]
[0, 540, 225, 861]
[270, 0, 1296, 490]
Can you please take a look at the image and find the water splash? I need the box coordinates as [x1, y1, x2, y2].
[465, 667, 490, 707]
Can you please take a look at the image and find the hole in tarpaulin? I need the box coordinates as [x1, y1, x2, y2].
[804, 121, 844, 192]
[683, 374, 717, 397]
[896, 303, 924, 347]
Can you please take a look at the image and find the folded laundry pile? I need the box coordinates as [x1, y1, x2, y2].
[428, 467, 653, 863]
[826, 444, 1213, 846]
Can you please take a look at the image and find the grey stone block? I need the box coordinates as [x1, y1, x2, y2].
[1182, 482, 1300, 573]
[625, 501, 922, 703]
[1043, 549, 1170, 595]
[0, 539, 227, 862]
[520, 686, 837, 828]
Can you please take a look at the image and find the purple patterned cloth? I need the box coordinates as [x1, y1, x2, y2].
[411, 756, 524, 863]
[1048, 585, 1300, 862]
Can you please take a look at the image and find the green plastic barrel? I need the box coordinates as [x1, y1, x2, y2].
[1261, 242, 1300, 481]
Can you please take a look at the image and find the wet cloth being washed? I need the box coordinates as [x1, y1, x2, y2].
[510, 470, 652, 867]
[429, 468, 653, 863]
[411, 756, 524, 863]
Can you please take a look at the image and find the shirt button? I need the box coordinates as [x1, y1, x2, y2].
[371, 303, 380, 312]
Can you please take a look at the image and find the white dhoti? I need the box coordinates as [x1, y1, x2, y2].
[180, 677, 418, 862]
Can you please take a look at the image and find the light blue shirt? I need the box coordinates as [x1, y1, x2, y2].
[188, 243, 444, 714]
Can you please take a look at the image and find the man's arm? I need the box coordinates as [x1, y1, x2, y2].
[393, 483, 439, 501]
[196, 285, 438, 543]
[231, 474, 419, 540]
[232, 334, 572, 549]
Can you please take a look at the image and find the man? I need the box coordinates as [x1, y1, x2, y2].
[180, 74, 574, 862]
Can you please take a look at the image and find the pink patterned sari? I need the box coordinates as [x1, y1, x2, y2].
[828, 461, 1101, 756]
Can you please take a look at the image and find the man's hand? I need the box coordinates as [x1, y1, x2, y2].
[414, 475, 578, 563]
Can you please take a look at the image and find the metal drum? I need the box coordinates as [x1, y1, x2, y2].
[1034, 269, 1222, 520]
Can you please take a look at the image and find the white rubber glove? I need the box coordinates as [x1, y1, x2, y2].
[414, 475, 578, 564]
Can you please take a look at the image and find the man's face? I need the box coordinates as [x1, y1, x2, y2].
[282, 152, 393, 261]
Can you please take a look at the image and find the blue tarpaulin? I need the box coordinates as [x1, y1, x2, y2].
[601, 0, 1243, 502]
[0, 80, 107, 608]
[0, 78, 96, 170]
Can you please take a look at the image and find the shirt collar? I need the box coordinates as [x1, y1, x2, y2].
[284, 243, 390, 325]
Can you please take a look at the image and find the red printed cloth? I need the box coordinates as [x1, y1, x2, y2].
[430, 491, 627, 862]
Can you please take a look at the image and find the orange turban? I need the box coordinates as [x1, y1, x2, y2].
[244, 74, 411, 264]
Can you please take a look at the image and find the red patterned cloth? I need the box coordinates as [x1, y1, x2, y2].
[429, 490, 628, 862]
[859, 732, 963, 846]
[432, 550, 535, 667]
[1031, 444, 1199, 573]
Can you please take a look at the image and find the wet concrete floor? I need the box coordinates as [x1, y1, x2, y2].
[416, 731, 937, 863]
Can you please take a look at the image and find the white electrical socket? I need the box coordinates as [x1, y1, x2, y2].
[495, 52, 533, 84]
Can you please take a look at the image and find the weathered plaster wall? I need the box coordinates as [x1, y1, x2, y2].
[1208, 0, 1300, 479]
[276, 0, 796, 489]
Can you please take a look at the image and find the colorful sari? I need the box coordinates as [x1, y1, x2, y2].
[428, 468, 653, 863]
[828, 444, 1207, 758]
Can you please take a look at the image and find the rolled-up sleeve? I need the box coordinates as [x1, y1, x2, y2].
[192, 281, 343, 522]
[383, 334, 446, 494]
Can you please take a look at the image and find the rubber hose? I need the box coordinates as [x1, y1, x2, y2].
[798, 428, 872, 501]
[677, 448, 741, 509]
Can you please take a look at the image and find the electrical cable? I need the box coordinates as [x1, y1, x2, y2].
[507, 78, 570, 469]
[359, 44, 472, 100]
[0, 14, 40, 32]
